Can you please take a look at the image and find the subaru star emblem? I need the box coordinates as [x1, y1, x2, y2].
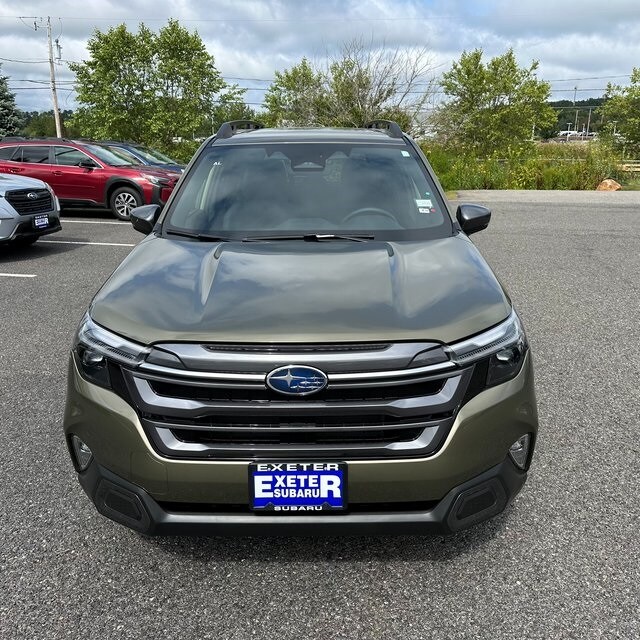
[266, 365, 328, 396]
[27, 192, 39, 200]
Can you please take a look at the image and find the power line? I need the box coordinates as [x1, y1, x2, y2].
[544, 74, 631, 82]
[0, 56, 48, 63]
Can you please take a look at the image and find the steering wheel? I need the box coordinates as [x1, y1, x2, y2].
[343, 207, 398, 224]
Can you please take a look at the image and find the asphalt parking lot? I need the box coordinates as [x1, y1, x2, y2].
[1, 193, 638, 639]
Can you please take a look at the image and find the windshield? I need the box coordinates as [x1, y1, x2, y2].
[130, 145, 177, 164]
[105, 145, 142, 165]
[164, 142, 452, 240]
[84, 144, 135, 166]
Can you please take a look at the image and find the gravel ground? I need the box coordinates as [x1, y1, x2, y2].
[0, 194, 638, 639]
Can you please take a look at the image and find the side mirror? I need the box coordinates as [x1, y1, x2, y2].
[130, 204, 161, 235]
[78, 158, 98, 169]
[456, 203, 491, 235]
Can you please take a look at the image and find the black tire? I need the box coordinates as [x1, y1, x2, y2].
[109, 186, 143, 220]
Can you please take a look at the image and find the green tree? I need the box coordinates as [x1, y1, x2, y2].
[431, 49, 555, 155]
[70, 20, 234, 148]
[598, 68, 640, 149]
[263, 58, 327, 127]
[0, 65, 21, 136]
[263, 41, 436, 132]
[21, 109, 80, 138]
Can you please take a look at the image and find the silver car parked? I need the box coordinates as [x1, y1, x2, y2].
[0, 173, 61, 246]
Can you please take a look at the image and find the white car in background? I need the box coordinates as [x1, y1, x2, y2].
[0, 173, 61, 246]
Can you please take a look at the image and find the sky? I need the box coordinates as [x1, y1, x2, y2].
[1, 0, 639, 113]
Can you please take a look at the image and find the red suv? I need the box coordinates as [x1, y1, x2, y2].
[0, 139, 181, 219]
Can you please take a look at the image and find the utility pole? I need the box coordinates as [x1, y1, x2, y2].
[46, 17, 63, 137]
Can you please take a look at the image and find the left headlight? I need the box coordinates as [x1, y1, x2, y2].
[141, 173, 170, 186]
[447, 310, 528, 387]
[73, 314, 150, 388]
[44, 183, 60, 211]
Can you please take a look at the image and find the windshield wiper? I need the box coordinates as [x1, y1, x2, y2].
[165, 229, 230, 242]
[242, 233, 374, 243]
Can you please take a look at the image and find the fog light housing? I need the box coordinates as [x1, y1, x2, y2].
[71, 435, 93, 471]
[509, 434, 531, 470]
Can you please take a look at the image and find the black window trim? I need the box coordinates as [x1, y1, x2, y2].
[53, 144, 103, 168]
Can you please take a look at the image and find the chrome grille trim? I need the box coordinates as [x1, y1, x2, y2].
[127, 373, 463, 419]
[137, 359, 456, 384]
[144, 340, 445, 374]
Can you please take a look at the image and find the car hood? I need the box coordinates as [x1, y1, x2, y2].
[0, 172, 48, 192]
[90, 235, 511, 345]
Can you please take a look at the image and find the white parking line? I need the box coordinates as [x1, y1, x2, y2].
[0, 273, 37, 278]
[61, 219, 127, 225]
[39, 240, 135, 247]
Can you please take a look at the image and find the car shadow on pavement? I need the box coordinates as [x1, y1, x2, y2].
[141, 510, 512, 562]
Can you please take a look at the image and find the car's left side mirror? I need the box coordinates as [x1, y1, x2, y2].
[130, 204, 161, 235]
[456, 203, 491, 235]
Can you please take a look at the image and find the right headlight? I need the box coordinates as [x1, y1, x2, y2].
[73, 313, 150, 388]
[447, 310, 528, 387]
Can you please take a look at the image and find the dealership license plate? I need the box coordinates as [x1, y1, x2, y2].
[33, 214, 49, 229]
[249, 462, 347, 512]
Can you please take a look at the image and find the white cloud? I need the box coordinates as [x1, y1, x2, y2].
[0, 0, 637, 112]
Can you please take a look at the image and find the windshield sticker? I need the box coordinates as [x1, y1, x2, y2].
[418, 208, 430, 214]
[415, 199, 433, 208]
[401, 150, 410, 157]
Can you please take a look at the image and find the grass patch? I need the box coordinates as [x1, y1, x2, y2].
[422, 141, 625, 190]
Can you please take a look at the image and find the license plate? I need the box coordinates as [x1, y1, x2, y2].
[33, 214, 49, 229]
[249, 461, 347, 512]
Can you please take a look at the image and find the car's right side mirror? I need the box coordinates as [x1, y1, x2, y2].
[130, 204, 161, 234]
[456, 203, 491, 235]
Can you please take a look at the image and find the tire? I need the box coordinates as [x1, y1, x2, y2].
[109, 186, 143, 220]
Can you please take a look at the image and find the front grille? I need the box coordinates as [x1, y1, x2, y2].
[120, 343, 473, 460]
[171, 425, 425, 446]
[5, 188, 53, 215]
[148, 378, 444, 403]
[145, 411, 453, 428]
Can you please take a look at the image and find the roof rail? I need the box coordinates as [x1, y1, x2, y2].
[364, 120, 404, 139]
[1, 136, 77, 143]
[216, 120, 264, 139]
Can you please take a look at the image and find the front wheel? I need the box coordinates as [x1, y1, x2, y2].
[109, 187, 142, 220]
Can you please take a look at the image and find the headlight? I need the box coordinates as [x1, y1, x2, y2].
[141, 173, 170, 186]
[44, 184, 60, 210]
[448, 310, 528, 387]
[73, 314, 150, 388]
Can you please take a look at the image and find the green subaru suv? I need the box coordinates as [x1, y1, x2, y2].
[64, 121, 537, 535]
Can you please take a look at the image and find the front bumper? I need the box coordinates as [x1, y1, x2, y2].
[150, 184, 175, 208]
[0, 214, 61, 243]
[77, 456, 526, 536]
[64, 352, 537, 535]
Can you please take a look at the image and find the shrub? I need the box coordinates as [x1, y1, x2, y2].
[420, 141, 624, 190]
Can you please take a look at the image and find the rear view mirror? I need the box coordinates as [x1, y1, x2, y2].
[130, 204, 161, 234]
[456, 204, 491, 235]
